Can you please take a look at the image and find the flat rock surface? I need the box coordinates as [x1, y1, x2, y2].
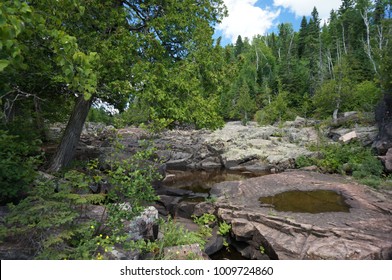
[211, 171, 392, 259]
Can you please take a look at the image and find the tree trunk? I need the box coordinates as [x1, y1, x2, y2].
[47, 95, 93, 172]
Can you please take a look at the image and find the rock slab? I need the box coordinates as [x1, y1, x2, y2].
[211, 171, 392, 260]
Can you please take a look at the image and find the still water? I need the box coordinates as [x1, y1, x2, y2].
[259, 190, 351, 213]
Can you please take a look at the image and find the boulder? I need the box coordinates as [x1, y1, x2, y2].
[124, 206, 159, 241]
[379, 148, 392, 173]
[163, 244, 208, 260]
[106, 247, 141, 260]
[211, 171, 392, 260]
[329, 126, 378, 145]
[373, 94, 392, 154]
[204, 227, 225, 255]
[193, 202, 216, 217]
[339, 131, 357, 142]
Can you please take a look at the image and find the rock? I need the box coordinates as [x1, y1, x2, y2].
[204, 227, 224, 255]
[339, 131, 357, 142]
[106, 247, 141, 260]
[211, 171, 392, 260]
[344, 111, 358, 118]
[300, 165, 319, 172]
[193, 202, 216, 217]
[200, 157, 222, 169]
[230, 240, 270, 260]
[379, 148, 392, 173]
[154, 195, 181, 216]
[85, 205, 107, 221]
[373, 94, 392, 154]
[0, 243, 35, 260]
[163, 244, 208, 260]
[175, 201, 198, 219]
[230, 218, 256, 240]
[173, 216, 200, 233]
[332, 111, 361, 127]
[329, 125, 378, 145]
[124, 206, 159, 241]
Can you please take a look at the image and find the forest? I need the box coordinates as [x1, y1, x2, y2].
[0, 0, 392, 260]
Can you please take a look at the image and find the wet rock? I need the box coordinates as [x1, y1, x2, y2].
[212, 171, 392, 260]
[200, 157, 222, 169]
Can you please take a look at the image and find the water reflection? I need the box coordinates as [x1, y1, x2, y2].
[259, 190, 351, 213]
[163, 169, 269, 193]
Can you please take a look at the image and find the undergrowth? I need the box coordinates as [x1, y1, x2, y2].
[295, 141, 388, 188]
[2, 142, 161, 259]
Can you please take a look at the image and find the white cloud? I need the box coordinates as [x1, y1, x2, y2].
[273, 0, 342, 22]
[216, 0, 280, 43]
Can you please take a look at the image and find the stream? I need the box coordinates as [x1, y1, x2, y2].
[159, 168, 354, 260]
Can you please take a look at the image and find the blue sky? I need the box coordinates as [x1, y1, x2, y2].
[214, 0, 343, 45]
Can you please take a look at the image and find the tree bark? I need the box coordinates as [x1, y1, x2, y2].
[47, 95, 93, 172]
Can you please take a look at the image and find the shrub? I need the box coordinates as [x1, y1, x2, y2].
[126, 217, 206, 260]
[295, 155, 317, 168]
[3, 145, 161, 259]
[298, 141, 385, 188]
[0, 130, 40, 204]
[87, 107, 113, 125]
[255, 91, 294, 125]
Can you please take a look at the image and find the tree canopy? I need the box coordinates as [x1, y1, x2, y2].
[1, 0, 392, 171]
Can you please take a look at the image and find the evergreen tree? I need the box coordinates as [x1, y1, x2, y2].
[234, 35, 244, 58]
[298, 16, 308, 58]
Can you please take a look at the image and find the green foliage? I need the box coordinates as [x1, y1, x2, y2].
[127, 217, 206, 260]
[297, 141, 384, 188]
[349, 81, 382, 112]
[295, 155, 317, 169]
[0, 130, 40, 204]
[192, 213, 217, 226]
[255, 91, 292, 125]
[259, 245, 265, 254]
[158, 218, 206, 248]
[192, 213, 217, 237]
[237, 82, 256, 125]
[4, 178, 105, 259]
[205, 195, 218, 203]
[218, 221, 231, 236]
[3, 144, 161, 259]
[0, 1, 32, 72]
[87, 108, 113, 125]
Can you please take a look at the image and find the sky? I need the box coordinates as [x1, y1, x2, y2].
[215, 0, 343, 45]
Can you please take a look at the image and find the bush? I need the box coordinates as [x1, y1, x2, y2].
[298, 141, 385, 188]
[0, 130, 40, 204]
[319, 143, 383, 177]
[255, 91, 294, 125]
[3, 144, 161, 259]
[295, 155, 317, 168]
[87, 107, 113, 125]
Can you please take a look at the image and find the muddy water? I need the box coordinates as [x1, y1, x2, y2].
[163, 169, 269, 193]
[259, 190, 351, 213]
